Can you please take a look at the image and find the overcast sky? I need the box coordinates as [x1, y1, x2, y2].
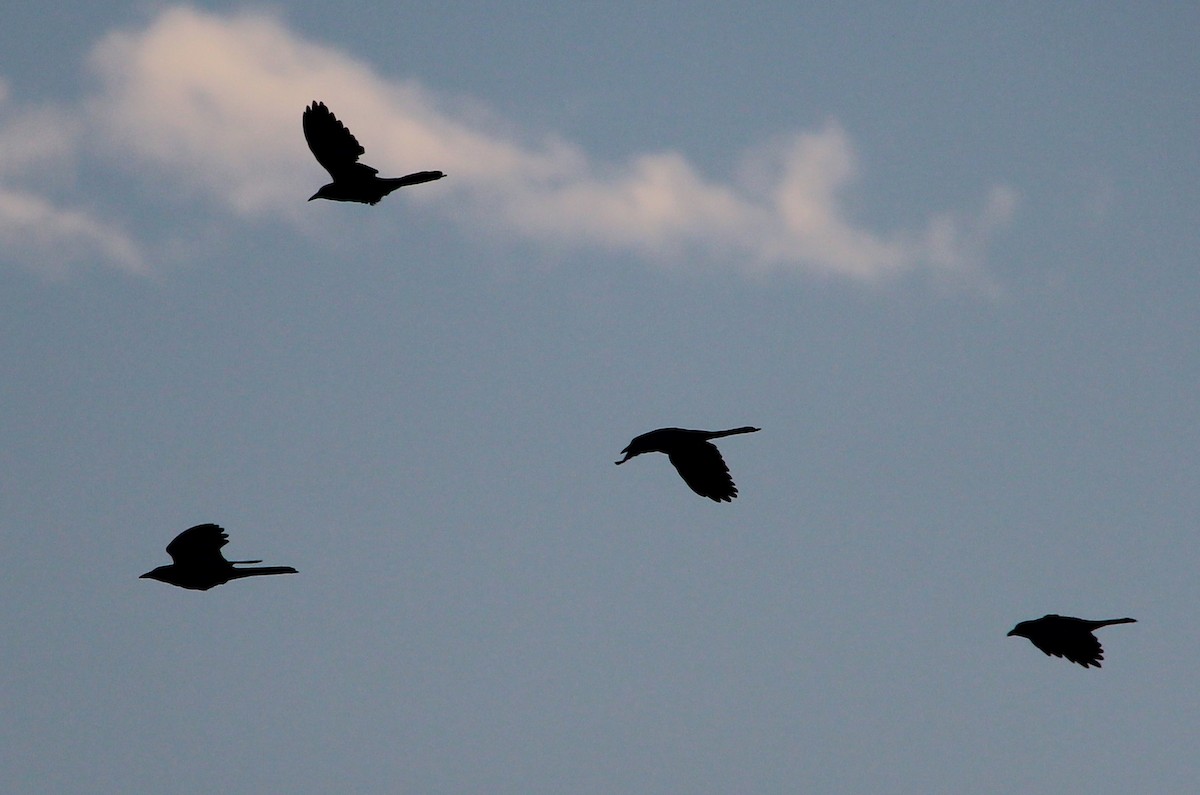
[2, 4, 1198, 794]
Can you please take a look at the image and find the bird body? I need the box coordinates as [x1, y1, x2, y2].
[140, 524, 297, 591]
[1007, 614, 1136, 668]
[616, 426, 760, 502]
[303, 101, 444, 205]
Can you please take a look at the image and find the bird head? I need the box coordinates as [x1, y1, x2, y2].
[615, 431, 661, 465]
[614, 445, 639, 465]
[139, 566, 171, 583]
[1007, 622, 1030, 638]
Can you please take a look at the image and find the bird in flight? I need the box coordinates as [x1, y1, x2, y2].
[615, 426, 760, 502]
[303, 100, 445, 205]
[1007, 614, 1136, 668]
[140, 523, 297, 591]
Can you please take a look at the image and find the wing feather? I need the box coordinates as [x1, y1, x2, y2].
[166, 523, 230, 567]
[668, 441, 738, 502]
[303, 101, 369, 178]
[1026, 617, 1106, 668]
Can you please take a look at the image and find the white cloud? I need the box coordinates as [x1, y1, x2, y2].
[0, 187, 144, 275]
[0, 75, 143, 274]
[3, 6, 1015, 284]
[0, 106, 79, 178]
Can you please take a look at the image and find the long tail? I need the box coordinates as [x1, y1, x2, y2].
[706, 426, 761, 439]
[387, 170, 445, 189]
[229, 566, 298, 579]
[1091, 617, 1136, 628]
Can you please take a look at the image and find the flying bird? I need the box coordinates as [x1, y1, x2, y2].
[303, 100, 445, 205]
[140, 523, 297, 591]
[1007, 614, 1136, 668]
[615, 426, 760, 502]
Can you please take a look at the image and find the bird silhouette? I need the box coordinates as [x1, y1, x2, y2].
[1007, 614, 1136, 668]
[303, 100, 445, 205]
[615, 426, 760, 502]
[140, 523, 297, 591]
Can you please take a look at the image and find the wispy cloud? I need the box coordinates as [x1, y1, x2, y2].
[2, 6, 1015, 284]
[0, 187, 145, 276]
[0, 89, 143, 275]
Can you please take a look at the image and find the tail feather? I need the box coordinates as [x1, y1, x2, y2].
[1098, 617, 1137, 626]
[387, 170, 445, 188]
[229, 566, 298, 579]
[707, 426, 761, 439]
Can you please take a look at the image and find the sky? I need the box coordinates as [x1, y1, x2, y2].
[1, 3, 1198, 793]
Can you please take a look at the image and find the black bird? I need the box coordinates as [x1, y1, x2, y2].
[303, 100, 445, 205]
[140, 523, 297, 591]
[615, 426, 760, 502]
[1007, 614, 1136, 668]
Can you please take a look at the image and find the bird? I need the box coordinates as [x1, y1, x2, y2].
[140, 523, 297, 591]
[1007, 614, 1136, 668]
[615, 426, 760, 502]
[303, 100, 445, 205]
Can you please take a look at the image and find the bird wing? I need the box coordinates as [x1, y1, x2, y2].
[303, 101, 373, 178]
[166, 523, 230, 567]
[1028, 628, 1104, 668]
[668, 441, 738, 502]
[1058, 631, 1104, 668]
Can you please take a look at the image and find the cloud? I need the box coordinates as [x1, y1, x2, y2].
[0, 187, 145, 276]
[3, 6, 1015, 284]
[0, 90, 144, 275]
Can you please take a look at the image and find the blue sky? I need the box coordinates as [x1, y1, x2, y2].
[2, 4, 1198, 793]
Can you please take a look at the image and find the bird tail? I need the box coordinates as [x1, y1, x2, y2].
[707, 426, 761, 439]
[386, 170, 445, 189]
[229, 566, 298, 579]
[1092, 617, 1137, 628]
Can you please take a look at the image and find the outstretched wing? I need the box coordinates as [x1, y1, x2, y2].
[303, 101, 373, 178]
[1056, 631, 1105, 668]
[166, 523, 231, 567]
[1028, 626, 1105, 668]
[669, 441, 738, 502]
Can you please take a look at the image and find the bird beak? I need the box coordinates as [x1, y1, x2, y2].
[307, 193, 319, 201]
[1006, 629, 1016, 636]
[614, 450, 632, 465]
[138, 571, 152, 579]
